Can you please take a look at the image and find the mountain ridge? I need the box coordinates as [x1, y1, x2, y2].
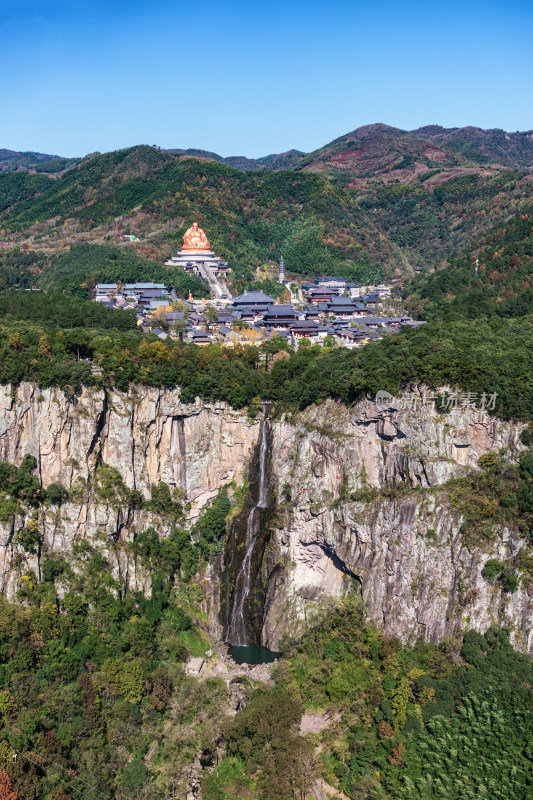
[1, 123, 531, 290]
[163, 125, 533, 173]
[5, 123, 533, 176]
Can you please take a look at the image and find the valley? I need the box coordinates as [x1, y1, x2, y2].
[0, 121, 532, 800]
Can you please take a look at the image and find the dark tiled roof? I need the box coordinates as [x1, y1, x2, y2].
[263, 305, 297, 318]
[233, 291, 275, 305]
[232, 305, 265, 313]
[125, 283, 167, 289]
[290, 320, 319, 330]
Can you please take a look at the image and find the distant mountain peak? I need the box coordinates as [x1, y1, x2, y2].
[0, 148, 78, 174]
[0, 148, 60, 160]
[347, 123, 404, 138]
[411, 125, 451, 137]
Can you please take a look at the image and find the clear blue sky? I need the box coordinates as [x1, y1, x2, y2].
[1, 0, 531, 158]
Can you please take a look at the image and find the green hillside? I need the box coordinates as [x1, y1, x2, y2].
[290, 125, 531, 271]
[0, 148, 79, 173]
[0, 146, 392, 285]
[413, 125, 533, 169]
[2, 138, 530, 289]
[0, 243, 209, 298]
[407, 206, 533, 319]
[295, 123, 533, 176]
[357, 170, 530, 270]
[294, 123, 465, 176]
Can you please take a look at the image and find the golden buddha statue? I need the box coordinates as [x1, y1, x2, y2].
[182, 222, 210, 251]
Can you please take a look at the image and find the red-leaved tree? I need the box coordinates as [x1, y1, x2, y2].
[0, 770, 18, 800]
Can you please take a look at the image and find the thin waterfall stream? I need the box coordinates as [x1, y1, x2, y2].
[226, 406, 269, 647]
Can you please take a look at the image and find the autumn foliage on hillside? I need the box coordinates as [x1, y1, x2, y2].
[408, 205, 533, 319]
[0, 771, 18, 800]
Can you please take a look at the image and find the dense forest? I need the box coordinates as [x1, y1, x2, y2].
[0, 244, 209, 299]
[358, 170, 529, 269]
[408, 205, 533, 319]
[0, 149, 388, 286]
[1, 140, 531, 289]
[0, 444, 532, 799]
[0, 291, 532, 420]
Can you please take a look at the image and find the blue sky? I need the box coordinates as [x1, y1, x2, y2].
[1, 0, 531, 157]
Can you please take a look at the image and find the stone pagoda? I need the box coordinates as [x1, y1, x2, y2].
[165, 222, 230, 276]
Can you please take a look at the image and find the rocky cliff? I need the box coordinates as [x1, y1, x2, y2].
[0, 382, 259, 597]
[261, 399, 531, 652]
[0, 382, 530, 652]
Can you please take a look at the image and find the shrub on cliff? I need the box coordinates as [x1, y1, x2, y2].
[482, 558, 506, 580]
[45, 481, 68, 505]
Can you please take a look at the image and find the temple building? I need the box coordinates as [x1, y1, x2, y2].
[165, 222, 230, 277]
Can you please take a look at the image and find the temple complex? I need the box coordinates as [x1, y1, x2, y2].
[165, 222, 230, 277]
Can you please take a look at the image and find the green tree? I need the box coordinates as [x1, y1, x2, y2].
[204, 305, 219, 325]
[122, 760, 147, 790]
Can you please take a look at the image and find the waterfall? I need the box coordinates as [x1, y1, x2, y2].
[227, 407, 269, 646]
[257, 407, 268, 509]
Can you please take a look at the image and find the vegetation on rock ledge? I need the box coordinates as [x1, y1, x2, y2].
[1, 291, 532, 420]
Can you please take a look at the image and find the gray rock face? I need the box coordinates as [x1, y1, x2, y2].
[262, 399, 531, 652]
[262, 493, 533, 653]
[0, 383, 259, 515]
[0, 383, 259, 598]
[0, 384, 530, 652]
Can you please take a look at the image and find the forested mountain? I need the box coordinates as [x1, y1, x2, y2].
[295, 123, 533, 177]
[413, 125, 533, 169]
[162, 147, 308, 172]
[1, 126, 533, 800]
[0, 243, 209, 298]
[7, 123, 532, 177]
[1, 124, 532, 290]
[0, 147, 399, 287]
[0, 149, 81, 174]
[0, 149, 59, 171]
[407, 205, 533, 319]
[165, 125, 533, 174]
[163, 148, 264, 171]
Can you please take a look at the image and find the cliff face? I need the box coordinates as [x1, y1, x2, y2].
[0, 383, 259, 597]
[0, 383, 530, 652]
[261, 400, 531, 652]
[0, 383, 258, 512]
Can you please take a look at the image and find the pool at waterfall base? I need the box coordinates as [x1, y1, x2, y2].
[228, 645, 280, 665]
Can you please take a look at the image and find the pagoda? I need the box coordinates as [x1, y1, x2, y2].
[165, 222, 230, 276]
